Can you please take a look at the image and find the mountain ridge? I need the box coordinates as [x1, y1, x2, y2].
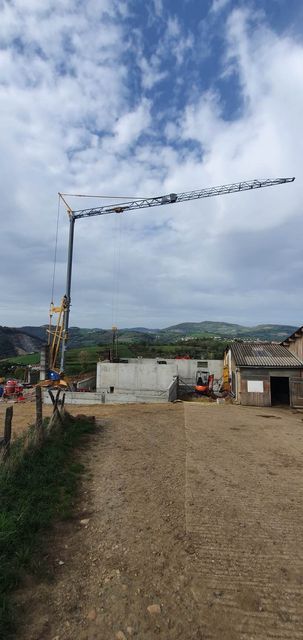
[0, 321, 297, 359]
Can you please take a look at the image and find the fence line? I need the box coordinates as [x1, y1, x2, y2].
[0, 386, 66, 464]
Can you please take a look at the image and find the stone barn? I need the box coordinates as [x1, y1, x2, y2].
[224, 342, 303, 407]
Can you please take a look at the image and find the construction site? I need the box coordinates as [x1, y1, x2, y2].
[1, 176, 294, 408]
[1, 176, 303, 640]
[2, 2, 303, 638]
[0, 176, 300, 408]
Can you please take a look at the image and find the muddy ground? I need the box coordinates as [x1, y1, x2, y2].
[8, 402, 303, 639]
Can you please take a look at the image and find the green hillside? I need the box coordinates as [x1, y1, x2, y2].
[0, 321, 297, 362]
[20, 321, 298, 345]
[163, 321, 297, 340]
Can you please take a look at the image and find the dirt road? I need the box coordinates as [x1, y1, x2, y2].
[14, 403, 303, 639]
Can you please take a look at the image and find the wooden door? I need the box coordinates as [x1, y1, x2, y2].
[290, 377, 303, 407]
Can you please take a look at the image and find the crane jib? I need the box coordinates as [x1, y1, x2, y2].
[72, 177, 295, 220]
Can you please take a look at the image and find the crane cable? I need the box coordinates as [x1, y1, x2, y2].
[60, 192, 149, 199]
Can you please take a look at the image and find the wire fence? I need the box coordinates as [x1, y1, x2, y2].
[0, 387, 66, 464]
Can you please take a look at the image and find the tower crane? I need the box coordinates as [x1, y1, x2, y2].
[46, 176, 295, 382]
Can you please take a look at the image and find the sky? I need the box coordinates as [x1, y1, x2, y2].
[1, 0, 303, 329]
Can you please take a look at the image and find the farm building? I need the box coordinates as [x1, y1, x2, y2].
[224, 342, 303, 407]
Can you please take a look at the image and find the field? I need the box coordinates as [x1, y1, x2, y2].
[0, 337, 228, 378]
[4, 401, 303, 639]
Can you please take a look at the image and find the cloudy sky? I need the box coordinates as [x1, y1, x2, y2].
[1, 0, 303, 329]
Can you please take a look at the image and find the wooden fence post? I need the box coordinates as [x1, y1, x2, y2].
[35, 386, 43, 444]
[48, 388, 64, 430]
[3, 406, 13, 460]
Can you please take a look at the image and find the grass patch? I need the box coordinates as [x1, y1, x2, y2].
[0, 415, 96, 638]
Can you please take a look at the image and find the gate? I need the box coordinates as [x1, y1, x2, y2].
[290, 377, 303, 407]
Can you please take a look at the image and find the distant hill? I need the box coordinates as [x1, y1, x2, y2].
[0, 321, 298, 359]
[165, 321, 245, 334]
[163, 321, 297, 341]
[0, 327, 44, 358]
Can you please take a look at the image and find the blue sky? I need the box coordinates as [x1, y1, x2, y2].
[0, 0, 303, 329]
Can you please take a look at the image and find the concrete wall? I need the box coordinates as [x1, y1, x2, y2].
[168, 377, 178, 402]
[76, 376, 96, 391]
[97, 358, 223, 393]
[43, 389, 174, 405]
[97, 360, 178, 393]
[43, 363, 179, 406]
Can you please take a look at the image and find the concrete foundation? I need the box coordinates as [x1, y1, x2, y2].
[96, 357, 223, 396]
[43, 377, 178, 405]
[42, 358, 222, 406]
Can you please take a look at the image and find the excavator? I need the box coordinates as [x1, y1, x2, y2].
[195, 370, 214, 396]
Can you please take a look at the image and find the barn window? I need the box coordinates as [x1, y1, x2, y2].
[247, 380, 264, 392]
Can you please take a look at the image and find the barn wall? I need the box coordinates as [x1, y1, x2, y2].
[285, 337, 303, 362]
[234, 367, 303, 406]
[239, 369, 271, 406]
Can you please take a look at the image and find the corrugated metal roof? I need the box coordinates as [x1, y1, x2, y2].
[230, 342, 303, 367]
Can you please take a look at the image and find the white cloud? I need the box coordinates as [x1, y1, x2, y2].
[0, 3, 303, 330]
[135, 12, 194, 90]
[176, 8, 302, 235]
[210, 0, 231, 14]
[137, 55, 168, 90]
[113, 99, 152, 146]
[152, 0, 163, 18]
[158, 14, 194, 66]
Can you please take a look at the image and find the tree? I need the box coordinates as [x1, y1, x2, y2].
[79, 349, 89, 372]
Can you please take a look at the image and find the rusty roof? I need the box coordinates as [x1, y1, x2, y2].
[230, 342, 303, 367]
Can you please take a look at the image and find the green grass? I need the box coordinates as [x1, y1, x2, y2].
[64, 343, 134, 375]
[0, 353, 40, 365]
[0, 415, 96, 638]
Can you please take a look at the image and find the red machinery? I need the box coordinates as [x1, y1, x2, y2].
[3, 379, 25, 401]
[195, 370, 214, 395]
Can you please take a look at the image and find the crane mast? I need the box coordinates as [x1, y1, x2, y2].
[47, 176, 295, 379]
